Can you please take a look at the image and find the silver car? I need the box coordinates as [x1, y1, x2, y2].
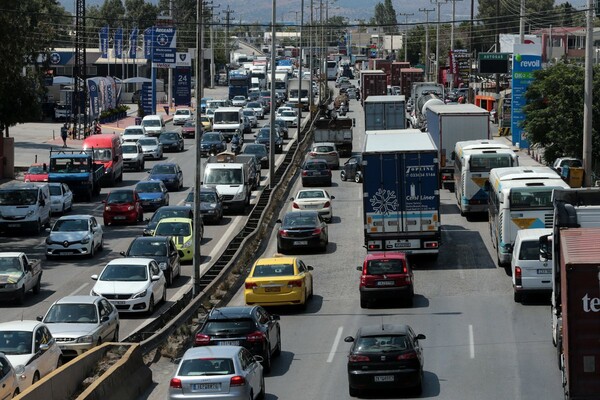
[45, 215, 104, 259]
[168, 346, 265, 400]
[138, 137, 164, 159]
[38, 295, 119, 358]
[307, 142, 340, 170]
[0, 353, 19, 399]
[242, 108, 258, 127]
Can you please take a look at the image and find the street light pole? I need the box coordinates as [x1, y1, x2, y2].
[269, 0, 276, 187]
[297, 0, 304, 138]
[193, 0, 204, 296]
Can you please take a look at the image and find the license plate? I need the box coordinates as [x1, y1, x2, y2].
[191, 383, 220, 391]
[265, 287, 281, 292]
[114, 216, 126, 220]
[374, 375, 394, 382]
[113, 301, 126, 305]
[537, 269, 551, 274]
[7, 224, 19, 228]
[294, 240, 308, 245]
[305, 205, 320, 209]
[218, 340, 240, 346]
[376, 280, 395, 286]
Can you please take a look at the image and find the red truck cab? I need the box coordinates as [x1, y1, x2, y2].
[82, 134, 123, 186]
[357, 252, 414, 308]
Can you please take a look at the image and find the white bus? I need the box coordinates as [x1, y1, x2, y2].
[326, 60, 338, 80]
[488, 166, 570, 267]
[454, 140, 519, 215]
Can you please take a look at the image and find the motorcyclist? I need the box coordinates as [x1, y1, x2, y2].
[231, 133, 242, 154]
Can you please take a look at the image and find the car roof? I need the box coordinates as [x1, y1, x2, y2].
[313, 142, 336, 147]
[357, 324, 411, 336]
[125, 125, 144, 130]
[54, 295, 102, 305]
[155, 206, 192, 212]
[156, 217, 192, 224]
[209, 306, 256, 319]
[182, 345, 241, 360]
[284, 210, 319, 217]
[132, 235, 170, 243]
[106, 257, 155, 266]
[108, 189, 135, 194]
[0, 320, 43, 331]
[56, 214, 93, 221]
[152, 162, 178, 167]
[255, 255, 297, 265]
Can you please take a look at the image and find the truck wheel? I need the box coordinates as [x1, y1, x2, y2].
[15, 287, 25, 305]
[33, 276, 41, 294]
[513, 290, 522, 303]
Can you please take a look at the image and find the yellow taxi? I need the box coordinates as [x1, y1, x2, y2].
[244, 255, 314, 308]
[200, 115, 212, 131]
[153, 217, 196, 262]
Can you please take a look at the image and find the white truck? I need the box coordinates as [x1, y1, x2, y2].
[0, 252, 43, 304]
[425, 103, 490, 189]
[288, 79, 311, 111]
[314, 118, 354, 156]
[268, 71, 289, 100]
[203, 162, 251, 213]
[212, 107, 244, 142]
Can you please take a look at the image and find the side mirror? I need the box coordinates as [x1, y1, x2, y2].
[91, 274, 99, 280]
[39, 343, 50, 352]
[344, 336, 355, 343]
[36, 315, 43, 321]
[289, 197, 294, 201]
[253, 355, 264, 363]
[307, 265, 314, 271]
[45, 227, 51, 233]
[151, 275, 161, 281]
[356, 266, 362, 271]
[330, 195, 335, 200]
[416, 334, 426, 340]
[271, 314, 281, 320]
[119, 251, 126, 256]
[100, 315, 109, 322]
[539, 234, 551, 261]
[276, 219, 282, 223]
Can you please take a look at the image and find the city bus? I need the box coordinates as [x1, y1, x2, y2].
[454, 140, 519, 215]
[488, 166, 570, 267]
[326, 60, 338, 80]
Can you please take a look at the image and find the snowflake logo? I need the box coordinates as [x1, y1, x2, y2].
[157, 34, 169, 46]
[50, 52, 61, 65]
[370, 188, 399, 215]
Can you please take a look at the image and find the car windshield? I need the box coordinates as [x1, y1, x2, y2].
[122, 144, 138, 153]
[136, 182, 163, 193]
[243, 110, 254, 116]
[519, 240, 542, 261]
[142, 119, 161, 127]
[366, 259, 405, 274]
[200, 117, 209, 123]
[106, 191, 133, 204]
[0, 189, 37, 206]
[204, 169, 243, 184]
[234, 96, 245, 101]
[282, 111, 296, 117]
[175, 110, 190, 116]
[244, 146, 266, 157]
[201, 192, 217, 202]
[297, 190, 325, 199]
[252, 263, 295, 277]
[27, 165, 46, 174]
[314, 145, 334, 153]
[184, 121, 196, 127]
[247, 102, 259, 108]
[124, 129, 144, 136]
[304, 162, 327, 171]
[155, 221, 191, 236]
[203, 319, 257, 334]
[99, 264, 148, 281]
[214, 111, 240, 124]
[257, 130, 271, 139]
[283, 214, 317, 227]
[355, 335, 408, 353]
[49, 185, 62, 196]
[151, 165, 176, 174]
[129, 240, 167, 257]
[151, 209, 190, 223]
[202, 133, 221, 142]
[160, 132, 178, 140]
[178, 358, 235, 376]
[0, 331, 32, 355]
[44, 303, 98, 324]
[90, 148, 113, 161]
[139, 138, 157, 146]
[0, 257, 23, 274]
[53, 218, 88, 232]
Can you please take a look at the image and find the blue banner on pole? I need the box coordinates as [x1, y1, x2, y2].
[99, 26, 109, 58]
[88, 79, 100, 118]
[511, 44, 542, 149]
[115, 28, 123, 59]
[144, 28, 153, 60]
[129, 28, 138, 59]
[174, 67, 192, 106]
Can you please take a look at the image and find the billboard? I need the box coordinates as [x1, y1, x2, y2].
[511, 44, 542, 148]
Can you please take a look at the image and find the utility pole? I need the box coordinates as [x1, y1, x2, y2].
[168, 0, 173, 112]
[519, 0, 525, 43]
[495, 0, 500, 94]
[449, 0, 463, 50]
[583, 0, 593, 186]
[223, 5, 235, 84]
[309, 0, 314, 114]
[269, 0, 276, 187]
[205, 2, 220, 89]
[419, 8, 434, 80]
[193, 0, 204, 296]
[432, 0, 446, 83]
[397, 13, 413, 62]
[297, 0, 304, 139]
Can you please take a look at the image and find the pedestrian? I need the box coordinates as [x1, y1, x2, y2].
[60, 123, 68, 147]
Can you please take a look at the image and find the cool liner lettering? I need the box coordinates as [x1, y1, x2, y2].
[582, 294, 600, 312]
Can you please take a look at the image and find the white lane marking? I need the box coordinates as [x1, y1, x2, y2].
[469, 324, 475, 359]
[327, 326, 344, 363]
[68, 283, 89, 297]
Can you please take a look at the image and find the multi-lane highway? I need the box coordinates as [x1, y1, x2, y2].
[141, 82, 564, 399]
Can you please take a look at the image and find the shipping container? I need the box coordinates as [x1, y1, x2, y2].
[359, 70, 387, 103]
[364, 95, 406, 131]
[391, 62, 410, 86]
[399, 68, 424, 99]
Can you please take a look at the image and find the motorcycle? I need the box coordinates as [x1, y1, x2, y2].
[231, 133, 243, 155]
[209, 143, 219, 156]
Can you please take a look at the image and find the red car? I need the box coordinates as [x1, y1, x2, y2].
[24, 163, 48, 182]
[357, 252, 414, 308]
[103, 188, 143, 226]
[181, 120, 196, 139]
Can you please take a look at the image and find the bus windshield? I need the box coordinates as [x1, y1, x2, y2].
[469, 154, 513, 172]
[509, 188, 554, 209]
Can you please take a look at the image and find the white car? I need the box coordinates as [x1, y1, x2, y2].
[276, 106, 293, 117]
[205, 108, 216, 122]
[246, 102, 264, 119]
[231, 95, 247, 107]
[0, 320, 63, 390]
[290, 188, 335, 222]
[173, 108, 193, 126]
[242, 108, 258, 127]
[279, 110, 298, 127]
[0, 352, 19, 399]
[121, 125, 146, 143]
[45, 215, 104, 259]
[90, 258, 167, 314]
[138, 137, 163, 159]
[48, 182, 73, 214]
[39, 295, 119, 357]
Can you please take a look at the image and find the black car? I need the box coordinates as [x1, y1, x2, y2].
[263, 119, 289, 140]
[344, 324, 426, 397]
[194, 306, 281, 373]
[340, 154, 363, 183]
[276, 211, 328, 253]
[143, 205, 194, 236]
[158, 131, 184, 152]
[301, 159, 332, 187]
[242, 144, 269, 169]
[200, 132, 227, 156]
[120, 236, 181, 286]
[255, 127, 283, 154]
[183, 186, 224, 224]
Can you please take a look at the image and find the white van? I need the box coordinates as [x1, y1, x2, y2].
[121, 125, 147, 142]
[202, 163, 251, 213]
[0, 183, 51, 233]
[511, 228, 553, 303]
[141, 115, 164, 137]
[212, 107, 244, 141]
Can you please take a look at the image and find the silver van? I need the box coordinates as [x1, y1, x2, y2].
[0, 183, 51, 234]
[511, 228, 553, 303]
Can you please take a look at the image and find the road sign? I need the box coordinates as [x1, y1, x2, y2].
[479, 52, 509, 61]
[146, 27, 177, 68]
[141, 83, 153, 115]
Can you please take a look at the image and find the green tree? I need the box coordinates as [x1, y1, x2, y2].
[372, 0, 398, 34]
[0, 0, 66, 136]
[523, 62, 600, 166]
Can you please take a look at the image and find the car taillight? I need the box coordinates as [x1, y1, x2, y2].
[424, 241, 438, 248]
[292, 202, 300, 209]
[515, 266, 522, 286]
[302, 171, 308, 176]
[230, 375, 246, 386]
[349, 354, 370, 362]
[245, 281, 258, 289]
[323, 201, 330, 208]
[170, 378, 182, 389]
[194, 333, 211, 346]
[397, 351, 418, 360]
[246, 331, 266, 342]
[288, 279, 303, 287]
[309, 152, 317, 156]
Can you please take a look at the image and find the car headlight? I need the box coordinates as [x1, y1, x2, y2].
[26, 210, 34, 217]
[90, 290, 98, 296]
[76, 335, 93, 344]
[207, 209, 216, 214]
[143, 229, 154, 236]
[4, 283, 17, 289]
[105, 206, 111, 211]
[183, 238, 192, 248]
[132, 289, 147, 299]
[127, 205, 134, 211]
[158, 262, 167, 270]
[81, 235, 91, 244]
[105, 167, 112, 174]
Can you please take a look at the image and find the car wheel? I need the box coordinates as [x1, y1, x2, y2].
[360, 296, 368, 309]
[67, 201, 72, 212]
[32, 371, 40, 385]
[340, 170, 346, 181]
[33, 276, 41, 294]
[354, 172, 362, 183]
[147, 295, 155, 315]
[113, 325, 119, 342]
[138, 210, 144, 222]
[262, 346, 272, 374]
[62, 203, 66, 214]
[12, 388, 19, 398]
[413, 372, 424, 395]
[349, 386, 359, 397]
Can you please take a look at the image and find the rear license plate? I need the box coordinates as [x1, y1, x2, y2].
[218, 340, 240, 346]
[265, 287, 281, 292]
[191, 383, 220, 391]
[114, 216, 126, 220]
[294, 240, 308, 245]
[537, 269, 551, 274]
[376, 280, 395, 286]
[374, 375, 394, 382]
[305, 205, 320, 209]
[7, 224, 19, 228]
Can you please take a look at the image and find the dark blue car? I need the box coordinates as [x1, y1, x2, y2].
[200, 132, 227, 156]
[135, 180, 170, 211]
[147, 162, 184, 192]
[255, 128, 283, 154]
